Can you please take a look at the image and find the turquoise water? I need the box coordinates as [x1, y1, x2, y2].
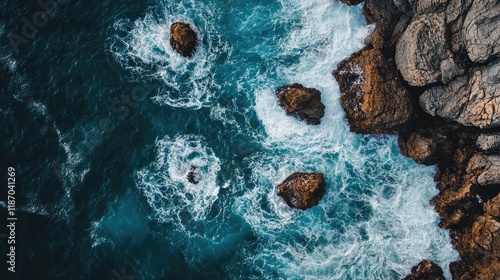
[0, 0, 457, 279]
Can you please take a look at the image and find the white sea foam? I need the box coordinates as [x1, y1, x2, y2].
[235, 0, 458, 279]
[136, 134, 221, 227]
[110, 0, 227, 109]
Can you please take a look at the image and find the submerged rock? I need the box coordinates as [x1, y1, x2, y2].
[403, 260, 445, 280]
[277, 172, 326, 210]
[187, 165, 200, 184]
[170, 22, 198, 57]
[275, 83, 325, 125]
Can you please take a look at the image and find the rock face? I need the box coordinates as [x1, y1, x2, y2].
[335, 0, 500, 278]
[275, 84, 325, 125]
[277, 172, 326, 210]
[334, 47, 414, 134]
[170, 22, 198, 57]
[403, 260, 445, 280]
[395, 13, 463, 86]
[420, 61, 500, 129]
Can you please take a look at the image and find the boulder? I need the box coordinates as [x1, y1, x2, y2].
[334, 47, 415, 134]
[402, 260, 445, 280]
[395, 13, 463, 86]
[275, 84, 325, 125]
[277, 172, 326, 210]
[462, 0, 500, 63]
[420, 60, 500, 129]
[170, 22, 198, 57]
[466, 154, 500, 186]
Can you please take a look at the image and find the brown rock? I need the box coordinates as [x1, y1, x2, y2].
[170, 22, 198, 57]
[275, 84, 325, 125]
[333, 47, 415, 134]
[277, 172, 326, 210]
[484, 194, 500, 218]
[403, 260, 445, 280]
[398, 131, 437, 165]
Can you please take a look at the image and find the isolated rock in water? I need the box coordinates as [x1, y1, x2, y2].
[275, 84, 325, 125]
[334, 47, 415, 134]
[420, 60, 500, 129]
[187, 166, 200, 184]
[403, 260, 445, 280]
[170, 22, 198, 57]
[395, 13, 463, 86]
[277, 172, 326, 210]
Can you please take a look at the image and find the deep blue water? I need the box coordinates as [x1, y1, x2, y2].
[0, 0, 458, 279]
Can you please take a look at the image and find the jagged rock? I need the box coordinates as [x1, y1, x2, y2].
[402, 260, 445, 280]
[420, 60, 500, 129]
[186, 165, 200, 184]
[466, 154, 500, 186]
[363, 0, 406, 49]
[277, 172, 326, 210]
[395, 13, 463, 86]
[477, 134, 500, 151]
[452, 214, 500, 280]
[170, 22, 198, 57]
[334, 47, 414, 134]
[275, 84, 325, 125]
[398, 131, 437, 165]
[484, 194, 500, 218]
[339, 0, 364, 5]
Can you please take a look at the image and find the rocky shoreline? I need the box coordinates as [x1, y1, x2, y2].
[335, 0, 499, 279]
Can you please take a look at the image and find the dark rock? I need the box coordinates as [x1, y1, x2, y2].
[187, 166, 199, 184]
[275, 84, 325, 125]
[334, 47, 415, 134]
[339, 0, 364, 5]
[170, 22, 198, 57]
[402, 260, 445, 280]
[277, 172, 326, 210]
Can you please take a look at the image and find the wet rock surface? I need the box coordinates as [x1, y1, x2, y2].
[170, 22, 198, 57]
[403, 260, 445, 280]
[277, 172, 326, 210]
[335, 0, 500, 278]
[275, 84, 325, 125]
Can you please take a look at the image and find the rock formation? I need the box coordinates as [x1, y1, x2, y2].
[403, 260, 445, 280]
[334, 47, 415, 134]
[277, 172, 326, 210]
[170, 22, 198, 57]
[187, 165, 199, 184]
[275, 84, 325, 125]
[335, 0, 500, 278]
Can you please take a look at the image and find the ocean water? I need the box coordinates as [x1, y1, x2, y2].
[0, 0, 458, 279]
